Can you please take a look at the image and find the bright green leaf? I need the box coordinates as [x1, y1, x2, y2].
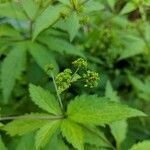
[67, 95, 146, 125]
[29, 84, 61, 115]
[0, 136, 7, 150]
[28, 42, 59, 75]
[66, 12, 80, 41]
[129, 140, 150, 150]
[32, 4, 67, 40]
[21, 0, 39, 20]
[3, 113, 49, 136]
[61, 119, 84, 150]
[39, 36, 84, 56]
[1, 45, 26, 103]
[35, 120, 61, 150]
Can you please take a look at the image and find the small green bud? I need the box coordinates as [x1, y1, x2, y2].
[79, 16, 89, 25]
[83, 70, 99, 88]
[45, 64, 54, 75]
[72, 58, 87, 68]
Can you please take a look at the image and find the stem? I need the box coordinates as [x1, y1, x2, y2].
[70, 67, 80, 82]
[51, 73, 64, 111]
[0, 115, 64, 121]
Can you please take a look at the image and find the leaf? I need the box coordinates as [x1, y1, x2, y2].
[21, 0, 39, 20]
[66, 12, 80, 41]
[15, 133, 36, 150]
[84, 126, 112, 148]
[35, 120, 61, 150]
[107, 0, 116, 10]
[61, 119, 84, 150]
[58, 0, 70, 5]
[1, 45, 26, 103]
[29, 84, 62, 115]
[110, 120, 128, 149]
[28, 42, 59, 75]
[32, 4, 67, 40]
[67, 95, 146, 125]
[83, 0, 104, 13]
[129, 140, 150, 150]
[105, 81, 128, 148]
[0, 2, 26, 19]
[0, 136, 7, 150]
[120, 2, 137, 15]
[38, 36, 84, 56]
[105, 80, 120, 102]
[3, 113, 49, 136]
[45, 133, 69, 150]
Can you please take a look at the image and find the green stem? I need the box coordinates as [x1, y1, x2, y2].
[51, 73, 64, 111]
[70, 67, 80, 82]
[0, 115, 64, 121]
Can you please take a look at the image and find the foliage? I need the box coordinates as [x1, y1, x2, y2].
[0, 0, 150, 150]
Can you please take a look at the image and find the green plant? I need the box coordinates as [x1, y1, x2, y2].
[0, 0, 150, 150]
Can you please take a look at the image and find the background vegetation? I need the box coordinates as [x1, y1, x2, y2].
[0, 0, 150, 150]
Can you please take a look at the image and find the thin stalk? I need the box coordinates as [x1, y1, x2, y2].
[70, 67, 80, 82]
[0, 115, 64, 121]
[51, 73, 64, 111]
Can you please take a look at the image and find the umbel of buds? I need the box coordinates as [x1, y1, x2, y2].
[45, 58, 99, 94]
[83, 70, 99, 88]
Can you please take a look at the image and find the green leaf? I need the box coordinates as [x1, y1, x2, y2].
[1, 45, 26, 103]
[66, 12, 80, 41]
[58, 0, 70, 5]
[67, 95, 146, 125]
[0, 2, 26, 19]
[83, 0, 104, 13]
[45, 133, 69, 150]
[84, 126, 112, 148]
[3, 113, 49, 136]
[35, 120, 61, 150]
[29, 84, 61, 115]
[39, 36, 84, 56]
[107, 0, 116, 10]
[110, 120, 128, 149]
[105, 80, 120, 102]
[32, 4, 67, 40]
[15, 133, 36, 150]
[28, 42, 59, 75]
[129, 140, 150, 150]
[21, 0, 39, 20]
[61, 119, 84, 150]
[120, 2, 137, 15]
[0, 136, 7, 150]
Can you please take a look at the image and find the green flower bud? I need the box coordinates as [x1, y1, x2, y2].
[83, 70, 99, 88]
[72, 58, 87, 68]
[45, 64, 54, 75]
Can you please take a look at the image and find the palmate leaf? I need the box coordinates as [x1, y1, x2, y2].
[32, 4, 67, 40]
[67, 95, 146, 125]
[29, 84, 61, 115]
[1, 45, 26, 103]
[61, 119, 84, 150]
[3, 113, 50, 136]
[35, 120, 61, 150]
[129, 140, 150, 150]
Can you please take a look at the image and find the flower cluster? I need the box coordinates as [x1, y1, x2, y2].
[72, 58, 87, 68]
[44, 64, 54, 75]
[83, 70, 99, 88]
[55, 69, 72, 94]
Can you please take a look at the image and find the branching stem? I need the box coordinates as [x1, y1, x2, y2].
[0, 115, 64, 121]
[51, 73, 64, 111]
